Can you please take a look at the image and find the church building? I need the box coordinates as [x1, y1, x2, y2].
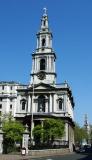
[0, 9, 75, 150]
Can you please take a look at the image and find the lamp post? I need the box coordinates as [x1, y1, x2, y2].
[31, 75, 34, 145]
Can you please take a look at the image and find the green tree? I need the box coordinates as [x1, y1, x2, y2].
[32, 124, 44, 144]
[2, 113, 25, 153]
[74, 123, 88, 146]
[33, 118, 65, 146]
[88, 125, 92, 145]
[44, 118, 65, 142]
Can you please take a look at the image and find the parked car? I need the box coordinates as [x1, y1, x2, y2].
[79, 148, 85, 153]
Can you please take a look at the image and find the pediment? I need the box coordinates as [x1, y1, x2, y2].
[36, 83, 56, 90]
[28, 83, 56, 91]
[34, 85, 48, 90]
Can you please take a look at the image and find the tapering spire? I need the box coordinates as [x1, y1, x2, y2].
[41, 7, 49, 31]
[36, 8, 53, 50]
[30, 9, 56, 85]
[43, 7, 47, 16]
[84, 114, 88, 126]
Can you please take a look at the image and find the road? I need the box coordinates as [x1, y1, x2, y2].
[32, 153, 92, 160]
[0, 153, 92, 160]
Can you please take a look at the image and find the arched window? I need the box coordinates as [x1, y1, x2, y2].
[21, 99, 26, 110]
[22, 101, 26, 110]
[43, 20, 45, 26]
[38, 95, 45, 112]
[40, 59, 45, 70]
[58, 99, 63, 110]
[42, 38, 46, 47]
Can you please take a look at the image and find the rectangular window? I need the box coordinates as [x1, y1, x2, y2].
[2, 86, 4, 90]
[58, 99, 63, 110]
[10, 98, 12, 102]
[0, 104, 2, 109]
[0, 111, 2, 116]
[10, 86, 12, 90]
[10, 104, 12, 109]
[0, 98, 2, 101]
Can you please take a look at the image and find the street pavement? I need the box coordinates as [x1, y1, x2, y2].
[32, 153, 92, 160]
[0, 153, 92, 160]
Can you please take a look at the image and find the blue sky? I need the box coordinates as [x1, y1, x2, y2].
[0, 0, 92, 126]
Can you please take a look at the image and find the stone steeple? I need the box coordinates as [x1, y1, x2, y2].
[30, 8, 56, 84]
[36, 8, 53, 53]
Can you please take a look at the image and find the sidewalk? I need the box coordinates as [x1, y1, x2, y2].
[0, 149, 72, 160]
[0, 152, 73, 160]
[0, 155, 31, 160]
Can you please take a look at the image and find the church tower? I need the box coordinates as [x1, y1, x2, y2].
[30, 8, 56, 84]
[15, 8, 75, 150]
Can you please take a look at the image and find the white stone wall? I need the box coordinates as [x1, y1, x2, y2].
[66, 96, 74, 120]
[0, 83, 20, 117]
[16, 94, 21, 113]
[0, 83, 74, 126]
[65, 122, 69, 141]
[31, 74, 56, 84]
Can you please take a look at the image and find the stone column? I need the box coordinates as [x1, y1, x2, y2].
[22, 124, 29, 155]
[68, 125, 73, 152]
[53, 58, 54, 72]
[52, 94, 55, 112]
[34, 57, 35, 72]
[50, 56, 52, 71]
[65, 122, 68, 142]
[49, 94, 52, 112]
[35, 57, 38, 71]
[48, 56, 49, 71]
[37, 57, 39, 72]
[37, 37, 38, 48]
[6, 98, 9, 113]
[39, 36, 41, 48]
[45, 96, 48, 113]
[32, 58, 34, 73]
[52, 94, 54, 113]
[46, 35, 49, 47]
[51, 56, 54, 72]
[50, 37, 52, 48]
[28, 95, 31, 113]
[64, 95, 67, 112]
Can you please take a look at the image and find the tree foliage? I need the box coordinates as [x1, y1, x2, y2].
[44, 118, 65, 140]
[74, 123, 88, 146]
[2, 113, 25, 153]
[33, 118, 65, 145]
[3, 120, 24, 142]
[90, 125, 92, 140]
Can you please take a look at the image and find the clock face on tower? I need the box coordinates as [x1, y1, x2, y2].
[37, 71, 46, 80]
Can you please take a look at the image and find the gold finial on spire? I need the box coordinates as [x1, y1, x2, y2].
[43, 7, 47, 15]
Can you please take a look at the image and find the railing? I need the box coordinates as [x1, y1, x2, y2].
[17, 86, 27, 89]
[0, 93, 17, 97]
[29, 140, 69, 150]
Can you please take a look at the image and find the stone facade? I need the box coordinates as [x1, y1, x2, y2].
[0, 9, 75, 149]
[0, 81, 27, 117]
